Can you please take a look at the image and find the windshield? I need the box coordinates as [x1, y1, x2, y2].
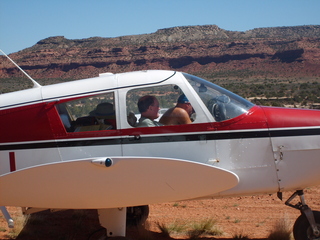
[183, 73, 254, 122]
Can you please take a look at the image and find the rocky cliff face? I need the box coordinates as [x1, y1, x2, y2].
[1, 25, 320, 81]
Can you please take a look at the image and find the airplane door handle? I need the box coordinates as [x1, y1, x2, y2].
[133, 135, 141, 140]
[128, 135, 141, 141]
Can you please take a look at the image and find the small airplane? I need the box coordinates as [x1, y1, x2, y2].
[1, 50, 320, 240]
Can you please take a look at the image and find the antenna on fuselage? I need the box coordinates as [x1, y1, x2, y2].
[0, 49, 41, 88]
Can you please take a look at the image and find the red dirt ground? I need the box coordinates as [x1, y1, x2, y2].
[1, 187, 320, 239]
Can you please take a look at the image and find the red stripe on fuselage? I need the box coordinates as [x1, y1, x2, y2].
[9, 152, 16, 172]
[2, 102, 320, 145]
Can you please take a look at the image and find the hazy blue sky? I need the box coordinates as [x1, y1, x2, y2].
[1, 0, 319, 54]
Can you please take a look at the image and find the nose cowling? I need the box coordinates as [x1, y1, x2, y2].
[261, 106, 320, 128]
[261, 106, 320, 190]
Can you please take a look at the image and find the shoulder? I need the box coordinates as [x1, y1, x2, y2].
[137, 117, 160, 127]
[172, 107, 189, 117]
[162, 107, 187, 117]
[137, 117, 152, 127]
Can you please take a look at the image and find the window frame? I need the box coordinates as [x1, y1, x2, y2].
[55, 91, 118, 134]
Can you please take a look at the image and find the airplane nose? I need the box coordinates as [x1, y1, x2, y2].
[261, 106, 320, 191]
[261, 106, 320, 128]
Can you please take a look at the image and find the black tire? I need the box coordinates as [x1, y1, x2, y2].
[126, 205, 149, 226]
[293, 211, 320, 240]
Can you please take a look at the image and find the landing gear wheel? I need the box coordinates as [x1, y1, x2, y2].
[293, 211, 320, 240]
[126, 205, 149, 226]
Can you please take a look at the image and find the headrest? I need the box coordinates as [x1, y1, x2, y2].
[90, 102, 115, 117]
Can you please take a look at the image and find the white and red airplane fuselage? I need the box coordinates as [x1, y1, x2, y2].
[1, 70, 320, 238]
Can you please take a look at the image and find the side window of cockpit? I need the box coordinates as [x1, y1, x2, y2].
[126, 85, 196, 127]
[56, 92, 116, 132]
[184, 73, 253, 122]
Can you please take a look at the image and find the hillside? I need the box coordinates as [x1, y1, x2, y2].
[1, 25, 320, 102]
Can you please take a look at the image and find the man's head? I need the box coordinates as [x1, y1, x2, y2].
[176, 94, 193, 116]
[177, 94, 189, 104]
[138, 95, 160, 120]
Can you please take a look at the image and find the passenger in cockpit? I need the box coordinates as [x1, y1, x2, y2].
[136, 95, 163, 127]
[159, 94, 194, 125]
[89, 102, 116, 128]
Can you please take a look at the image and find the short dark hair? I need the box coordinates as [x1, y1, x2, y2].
[138, 95, 156, 113]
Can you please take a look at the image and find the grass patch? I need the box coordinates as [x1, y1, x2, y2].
[267, 218, 292, 240]
[187, 218, 223, 239]
[156, 220, 187, 237]
[7, 214, 29, 239]
[172, 202, 179, 207]
[155, 218, 223, 239]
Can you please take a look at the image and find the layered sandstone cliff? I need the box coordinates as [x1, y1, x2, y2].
[1, 25, 320, 81]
